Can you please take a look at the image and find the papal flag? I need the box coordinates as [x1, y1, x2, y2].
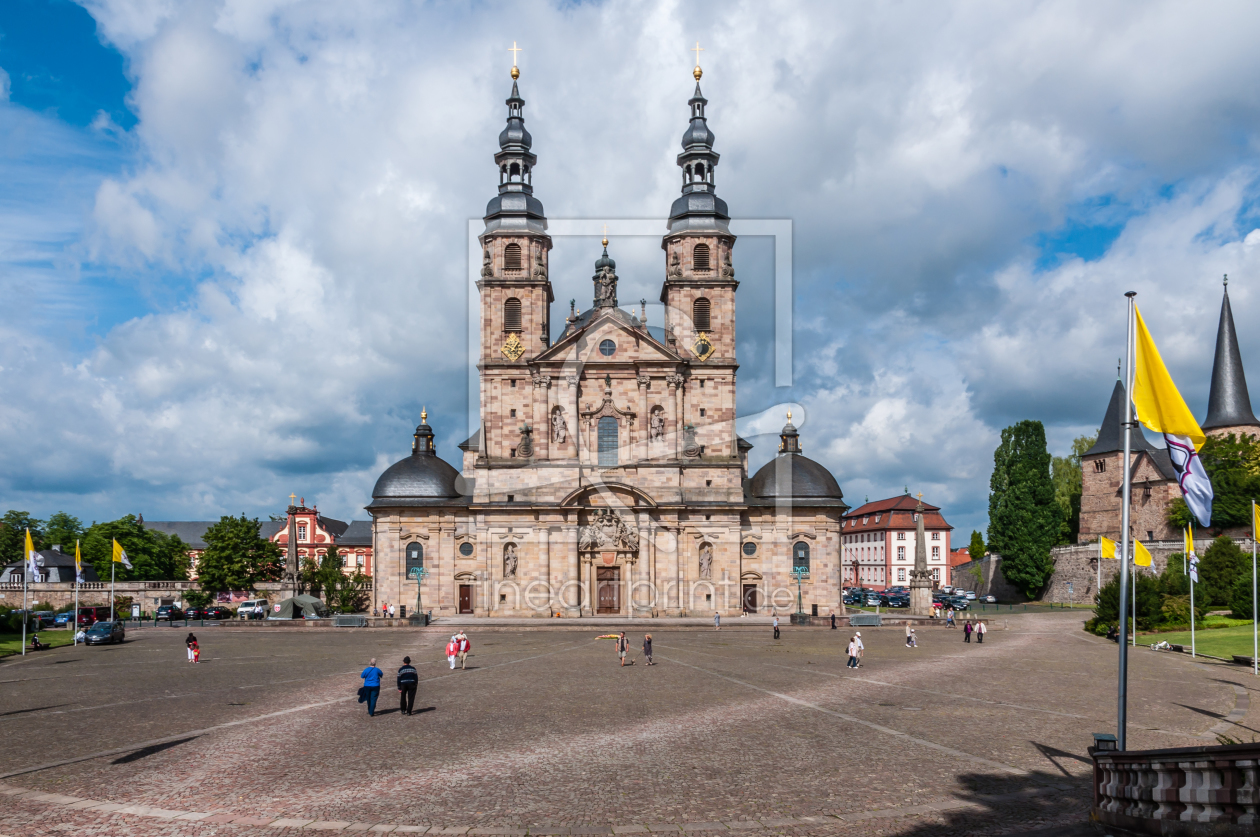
[1185, 525, 1199, 583]
[112, 538, 133, 570]
[75, 540, 84, 584]
[1100, 536, 1117, 559]
[24, 529, 38, 579]
[1134, 539, 1153, 568]
[1132, 306, 1214, 526]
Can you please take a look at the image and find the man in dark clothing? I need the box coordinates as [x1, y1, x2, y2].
[830, 612, 837, 629]
[397, 656, 418, 715]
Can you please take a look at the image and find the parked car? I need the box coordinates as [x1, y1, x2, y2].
[983, 595, 996, 604]
[864, 593, 882, 606]
[963, 591, 977, 600]
[940, 585, 954, 594]
[236, 599, 269, 620]
[33, 611, 56, 628]
[884, 596, 910, 608]
[77, 605, 112, 627]
[950, 597, 970, 611]
[155, 605, 185, 623]
[184, 606, 206, 621]
[84, 621, 125, 645]
[54, 612, 72, 626]
[204, 606, 232, 620]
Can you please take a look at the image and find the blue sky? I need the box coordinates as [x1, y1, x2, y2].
[4, 0, 1260, 538]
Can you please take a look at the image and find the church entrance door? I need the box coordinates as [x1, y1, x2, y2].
[458, 585, 473, 614]
[596, 568, 620, 614]
[742, 584, 759, 613]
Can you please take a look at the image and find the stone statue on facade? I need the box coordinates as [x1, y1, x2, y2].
[516, 425, 533, 458]
[698, 542, 713, 579]
[649, 409, 665, 442]
[578, 509, 639, 553]
[551, 409, 567, 444]
[503, 543, 518, 579]
[594, 265, 617, 308]
[481, 247, 493, 279]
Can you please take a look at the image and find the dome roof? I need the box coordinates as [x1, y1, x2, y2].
[371, 453, 462, 502]
[748, 453, 845, 502]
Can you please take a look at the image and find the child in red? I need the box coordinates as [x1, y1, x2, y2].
[192, 641, 201, 664]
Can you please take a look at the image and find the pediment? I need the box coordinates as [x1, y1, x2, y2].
[536, 307, 684, 365]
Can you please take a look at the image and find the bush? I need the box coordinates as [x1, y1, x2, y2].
[1086, 572, 1162, 634]
[1199, 536, 1247, 606]
[1230, 565, 1260, 620]
[183, 590, 214, 609]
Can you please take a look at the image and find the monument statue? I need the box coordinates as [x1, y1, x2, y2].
[909, 493, 933, 616]
[551, 409, 567, 444]
[503, 543, 518, 579]
[698, 542, 713, 579]
[578, 509, 639, 553]
[649, 409, 665, 442]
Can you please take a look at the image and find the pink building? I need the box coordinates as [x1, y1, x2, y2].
[841, 494, 953, 590]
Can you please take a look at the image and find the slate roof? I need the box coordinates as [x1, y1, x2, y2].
[1083, 380, 1155, 457]
[340, 521, 373, 546]
[0, 548, 101, 583]
[143, 521, 213, 549]
[143, 519, 368, 548]
[1203, 286, 1260, 430]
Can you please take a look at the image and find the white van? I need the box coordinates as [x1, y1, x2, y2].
[236, 599, 269, 620]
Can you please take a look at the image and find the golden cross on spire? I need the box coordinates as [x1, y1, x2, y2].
[509, 42, 521, 79]
[289, 492, 296, 505]
[692, 41, 704, 80]
[602, 223, 609, 246]
[917, 491, 923, 501]
[421, 406, 428, 423]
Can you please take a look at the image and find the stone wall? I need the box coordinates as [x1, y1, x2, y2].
[0, 581, 308, 611]
[948, 555, 1026, 602]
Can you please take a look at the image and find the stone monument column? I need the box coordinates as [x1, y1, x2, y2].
[567, 519, 580, 615]
[567, 374, 580, 461]
[910, 494, 933, 616]
[666, 374, 682, 459]
[637, 376, 650, 460]
[532, 375, 549, 460]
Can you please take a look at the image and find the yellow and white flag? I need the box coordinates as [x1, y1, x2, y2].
[1132, 306, 1214, 526]
[1100, 536, 1117, 559]
[74, 540, 84, 584]
[1134, 540, 1153, 568]
[1185, 525, 1199, 582]
[24, 529, 38, 578]
[111, 539, 133, 570]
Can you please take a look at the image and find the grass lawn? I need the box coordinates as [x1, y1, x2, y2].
[0, 629, 77, 658]
[1140, 623, 1260, 659]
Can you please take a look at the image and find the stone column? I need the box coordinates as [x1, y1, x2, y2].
[567, 375, 580, 462]
[637, 376, 650, 461]
[910, 497, 933, 616]
[540, 524, 551, 614]
[666, 374, 682, 459]
[728, 373, 738, 458]
[567, 517, 580, 615]
[636, 511, 651, 616]
[532, 375, 549, 460]
[581, 556, 592, 617]
[546, 377, 559, 460]
[477, 521, 490, 617]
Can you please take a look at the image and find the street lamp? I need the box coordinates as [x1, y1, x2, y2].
[409, 566, 428, 623]
[790, 566, 808, 615]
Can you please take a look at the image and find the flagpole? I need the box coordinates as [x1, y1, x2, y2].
[21, 530, 28, 658]
[1118, 291, 1136, 751]
[1190, 527, 1197, 658]
[110, 560, 116, 622]
[1252, 499, 1256, 677]
[1132, 546, 1138, 647]
[74, 540, 80, 647]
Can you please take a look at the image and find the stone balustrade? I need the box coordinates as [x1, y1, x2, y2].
[1092, 741, 1260, 834]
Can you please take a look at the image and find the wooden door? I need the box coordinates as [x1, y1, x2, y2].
[458, 585, 473, 614]
[596, 568, 620, 614]
[742, 584, 759, 612]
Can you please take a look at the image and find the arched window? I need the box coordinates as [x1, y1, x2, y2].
[598, 417, 618, 467]
[503, 297, 522, 332]
[693, 243, 711, 271]
[692, 297, 711, 332]
[793, 542, 810, 575]
[406, 542, 423, 574]
[509, 162, 521, 180]
[695, 162, 705, 180]
[504, 243, 522, 271]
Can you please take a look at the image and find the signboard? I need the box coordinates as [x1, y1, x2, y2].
[131, 604, 141, 618]
[408, 567, 424, 580]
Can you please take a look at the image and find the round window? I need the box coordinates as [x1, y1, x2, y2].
[459, 542, 474, 556]
[742, 542, 757, 556]
[599, 339, 616, 356]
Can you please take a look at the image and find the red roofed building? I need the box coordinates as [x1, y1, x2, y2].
[841, 493, 953, 591]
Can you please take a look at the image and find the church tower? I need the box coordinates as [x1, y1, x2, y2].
[1202, 276, 1260, 439]
[477, 66, 555, 460]
[659, 62, 739, 459]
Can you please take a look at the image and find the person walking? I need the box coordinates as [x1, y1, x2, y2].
[617, 632, 631, 666]
[360, 658, 384, 717]
[773, 614, 780, 640]
[846, 636, 859, 668]
[642, 633, 653, 665]
[963, 620, 973, 643]
[185, 632, 197, 663]
[855, 632, 865, 667]
[976, 620, 987, 644]
[946, 608, 955, 628]
[381, 602, 388, 619]
[397, 656, 418, 715]
[908, 629, 917, 648]
[389, 603, 396, 619]
[456, 630, 471, 670]
[830, 611, 837, 630]
[714, 611, 721, 631]
[445, 635, 458, 669]
[192, 640, 201, 663]
[905, 624, 914, 647]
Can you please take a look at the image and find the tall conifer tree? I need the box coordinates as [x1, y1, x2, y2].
[988, 420, 1062, 597]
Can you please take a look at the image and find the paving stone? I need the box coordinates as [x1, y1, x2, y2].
[273, 819, 317, 828]
[306, 822, 354, 831]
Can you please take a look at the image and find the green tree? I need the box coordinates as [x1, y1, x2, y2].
[1087, 572, 1162, 633]
[0, 511, 43, 566]
[184, 590, 214, 609]
[81, 515, 190, 582]
[1167, 432, 1260, 531]
[1158, 555, 1191, 598]
[988, 420, 1063, 598]
[968, 530, 985, 561]
[196, 515, 283, 593]
[1051, 434, 1096, 545]
[43, 512, 85, 552]
[1198, 535, 1246, 607]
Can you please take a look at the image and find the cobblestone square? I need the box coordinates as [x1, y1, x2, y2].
[0, 613, 1251, 835]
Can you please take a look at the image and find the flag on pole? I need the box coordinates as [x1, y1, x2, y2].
[111, 539, 133, 570]
[1134, 539, 1153, 568]
[1186, 525, 1199, 582]
[75, 540, 84, 584]
[24, 529, 38, 579]
[1100, 536, 1117, 559]
[1131, 306, 1214, 526]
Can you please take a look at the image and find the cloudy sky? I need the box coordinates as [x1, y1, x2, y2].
[3, 0, 1260, 537]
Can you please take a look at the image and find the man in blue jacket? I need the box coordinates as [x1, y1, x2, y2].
[397, 656, 419, 715]
[360, 658, 384, 716]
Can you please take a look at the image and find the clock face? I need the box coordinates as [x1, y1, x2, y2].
[501, 333, 525, 361]
[691, 332, 714, 361]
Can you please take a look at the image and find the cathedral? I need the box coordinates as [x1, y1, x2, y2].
[366, 66, 848, 618]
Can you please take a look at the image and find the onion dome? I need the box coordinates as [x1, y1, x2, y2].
[483, 72, 547, 235]
[368, 409, 463, 508]
[748, 412, 846, 504]
[668, 80, 729, 235]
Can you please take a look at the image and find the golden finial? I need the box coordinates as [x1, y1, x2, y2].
[786, 409, 792, 421]
[509, 42, 521, 79]
[692, 41, 704, 80]
[421, 406, 428, 423]
[602, 223, 609, 247]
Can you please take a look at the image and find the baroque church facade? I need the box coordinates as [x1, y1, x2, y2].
[367, 68, 849, 617]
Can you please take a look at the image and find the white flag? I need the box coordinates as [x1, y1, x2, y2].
[1165, 434, 1214, 527]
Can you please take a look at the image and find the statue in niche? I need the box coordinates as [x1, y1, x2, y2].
[721, 249, 735, 279]
[649, 408, 665, 442]
[699, 543, 713, 579]
[593, 263, 618, 308]
[551, 408, 567, 444]
[534, 247, 547, 279]
[481, 247, 493, 278]
[503, 543, 518, 579]
[668, 249, 683, 278]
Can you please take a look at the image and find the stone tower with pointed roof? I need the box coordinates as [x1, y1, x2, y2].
[1203, 278, 1260, 440]
[367, 67, 847, 619]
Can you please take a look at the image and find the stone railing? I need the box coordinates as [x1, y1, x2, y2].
[1092, 741, 1260, 833]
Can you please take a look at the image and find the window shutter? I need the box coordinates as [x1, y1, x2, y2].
[693, 243, 710, 271]
[504, 243, 522, 271]
[692, 297, 711, 332]
[503, 297, 522, 332]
